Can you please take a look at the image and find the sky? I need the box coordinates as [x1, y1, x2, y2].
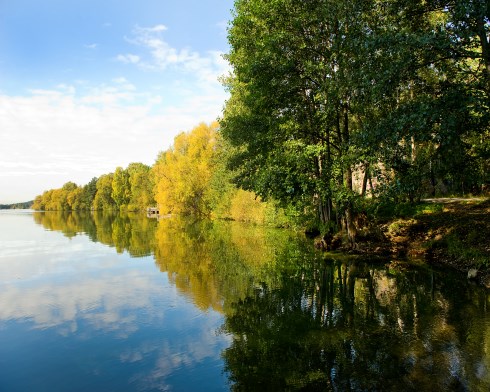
[0, 0, 234, 203]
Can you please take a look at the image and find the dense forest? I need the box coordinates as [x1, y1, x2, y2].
[33, 0, 489, 243]
[221, 0, 489, 241]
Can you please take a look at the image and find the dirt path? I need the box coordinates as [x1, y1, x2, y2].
[423, 197, 487, 204]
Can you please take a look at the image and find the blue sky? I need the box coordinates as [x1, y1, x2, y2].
[0, 0, 234, 203]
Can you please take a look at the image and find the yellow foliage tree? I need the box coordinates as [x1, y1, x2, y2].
[229, 189, 267, 224]
[153, 122, 218, 217]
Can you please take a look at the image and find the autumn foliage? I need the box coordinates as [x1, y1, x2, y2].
[32, 121, 282, 225]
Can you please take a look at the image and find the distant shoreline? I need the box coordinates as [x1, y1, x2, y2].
[0, 201, 34, 210]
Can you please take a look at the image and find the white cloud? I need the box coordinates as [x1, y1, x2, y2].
[56, 84, 76, 94]
[84, 43, 98, 49]
[142, 24, 167, 33]
[117, 24, 231, 87]
[0, 23, 232, 203]
[116, 54, 141, 64]
[0, 78, 226, 202]
[112, 77, 136, 91]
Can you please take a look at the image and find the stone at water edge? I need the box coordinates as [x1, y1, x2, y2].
[467, 268, 478, 280]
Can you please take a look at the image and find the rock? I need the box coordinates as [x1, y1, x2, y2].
[467, 268, 478, 280]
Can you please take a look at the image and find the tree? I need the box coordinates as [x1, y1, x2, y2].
[93, 174, 115, 210]
[111, 167, 131, 209]
[31, 194, 44, 210]
[222, 0, 373, 243]
[153, 122, 218, 217]
[80, 177, 98, 210]
[127, 162, 154, 211]
[355, 0, 489, 199]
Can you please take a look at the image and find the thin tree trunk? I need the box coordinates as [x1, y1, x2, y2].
[477, 14, 490, 77]
[342, 104, 356, 248]
[361, 163, 370, 197]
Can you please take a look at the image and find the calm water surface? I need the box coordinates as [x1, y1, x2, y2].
[0, 210, 489, 391]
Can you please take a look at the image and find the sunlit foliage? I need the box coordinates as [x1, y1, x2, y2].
[127, 162, 155, 211]
[93, 173, 115, 210]
[32, 163, 155, 212]
[152, 122, 218, 217]
[222, 0, 490, 243]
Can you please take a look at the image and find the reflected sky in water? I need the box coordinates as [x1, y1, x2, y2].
[0, 211, 231, 391]
[1, 210, 490, 391]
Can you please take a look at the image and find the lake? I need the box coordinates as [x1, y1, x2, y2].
[1, 210, 489, 391]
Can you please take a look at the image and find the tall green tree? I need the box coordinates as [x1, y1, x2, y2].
[80, 177, 98, 210]
[222, 0, 373, 243]
[111, 167, 131, 209]
[93, 173, 115, 210]
[127, 162, 154, 211]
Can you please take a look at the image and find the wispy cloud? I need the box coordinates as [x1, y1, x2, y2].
[142, 24, 167, 33]
[116, 54, 141, 64]
[117, 24, 230, 86]
[84, 43, 98, 49]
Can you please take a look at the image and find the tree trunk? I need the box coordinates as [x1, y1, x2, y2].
[318, 198, 332, 225]
[361, 163, 370, 197]
[316, 151, 334, 226]
[345, 205, 357, 248]
[476, 14, 490, 78]
[342, 104, 356, 248]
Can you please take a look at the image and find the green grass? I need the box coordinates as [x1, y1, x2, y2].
[445, 232, 488, 267]
[372, 201, 444, 220]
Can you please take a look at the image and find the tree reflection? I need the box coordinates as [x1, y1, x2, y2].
[223, 258, 490, 391]
[32, 212, 297, 313]
[31, 212, 490, 391]
[152, 218, 297, 313]
[33, 211, 158, 257]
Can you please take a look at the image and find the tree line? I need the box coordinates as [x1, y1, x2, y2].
[0, 201, 33, 209]
[221, 0, 489, 243]
[32, 161, 154, 213]
[32, 122, 288, 225]
[34, 0, 489, 241]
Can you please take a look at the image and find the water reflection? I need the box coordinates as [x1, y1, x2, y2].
[153, 218, 291, 313]
[1, 212, 231, 391]
[223, 259, 490, 391]
[32, 211, 296, 312]
[11, 212, 490, 390]
[33, 210, 158, 257]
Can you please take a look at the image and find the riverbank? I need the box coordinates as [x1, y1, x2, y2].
[341, 197, 490, 287]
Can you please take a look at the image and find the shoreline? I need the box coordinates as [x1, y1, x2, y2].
[321, 198, 490, 287]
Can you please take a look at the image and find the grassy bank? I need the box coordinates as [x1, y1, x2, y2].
[349, 198, 490, 286]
